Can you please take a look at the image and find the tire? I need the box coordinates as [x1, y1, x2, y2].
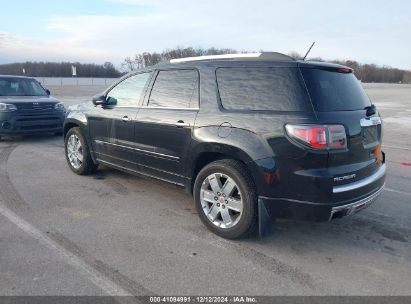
[64, 127, 97, 175]
[193, 159, 257, 239]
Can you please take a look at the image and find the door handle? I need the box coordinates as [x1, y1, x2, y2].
[122, 116, 132, 122]
[176, 120, 190, 128]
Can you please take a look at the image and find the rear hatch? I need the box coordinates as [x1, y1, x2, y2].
[300, 65, 384, 198]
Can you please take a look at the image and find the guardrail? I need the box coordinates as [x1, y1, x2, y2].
[34, 77, 119, 86]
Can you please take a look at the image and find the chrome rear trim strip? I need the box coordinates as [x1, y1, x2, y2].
[333, 164, 386, 193]
[360, 116, 382, 127]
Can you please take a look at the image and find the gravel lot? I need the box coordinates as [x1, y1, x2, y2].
[0, 84, 410, 296]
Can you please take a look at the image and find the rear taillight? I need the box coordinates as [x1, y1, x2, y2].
[285, 124, 347, 150]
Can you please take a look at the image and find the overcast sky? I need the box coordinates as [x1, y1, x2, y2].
[0, 0, 410, 69]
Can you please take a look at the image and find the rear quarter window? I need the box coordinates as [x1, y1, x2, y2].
[216, 67, 311, 112]
[301, 68, 371, 111]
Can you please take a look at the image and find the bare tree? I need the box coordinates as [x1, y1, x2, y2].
[121, 46, 240, 71]
[0, 61, 121, 77]
[288, 51, 303, 60]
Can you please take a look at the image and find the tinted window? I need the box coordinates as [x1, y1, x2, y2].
[301, 68, 371, 111]
[216, 67, 310, 111]
[148, 70, 199, 108]
[0, 78, 48, 96]
[107, 72, 152, 107]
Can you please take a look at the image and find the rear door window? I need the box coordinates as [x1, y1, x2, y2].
[148, 69, 199, 109]
[301, 68, 371, 111]
[216, 67, 311, 112]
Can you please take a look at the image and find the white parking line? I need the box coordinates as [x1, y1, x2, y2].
[0, 202, 133, 296]
[383, 145, 411, 151]
[385, 187, 411, 197]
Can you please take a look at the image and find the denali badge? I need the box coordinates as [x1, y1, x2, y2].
[33, 102, 40, 105]
[334, 174, 356, 182]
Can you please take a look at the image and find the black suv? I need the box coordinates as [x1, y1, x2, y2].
[63, 52, 386, 239]
[0, 76, 65, 140]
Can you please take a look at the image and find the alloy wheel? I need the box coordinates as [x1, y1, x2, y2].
[200, 173, 243, 229]
[67, 134, 83, 169]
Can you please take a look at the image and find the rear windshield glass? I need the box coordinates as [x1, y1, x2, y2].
[0, 78, 48, 96]
[216, 67, 311, 112]
[301, 68, 371, 111]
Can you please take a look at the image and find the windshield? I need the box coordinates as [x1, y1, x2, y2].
[0, 78, 48, 97]
[301, 68, 371, 111]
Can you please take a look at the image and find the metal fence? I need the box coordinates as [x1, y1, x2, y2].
[34, 77, 119, 86]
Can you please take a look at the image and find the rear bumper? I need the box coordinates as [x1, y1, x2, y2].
[329, 184, 384, 220]
[260, 165, 386, 222]
[333, 164, 386, 194]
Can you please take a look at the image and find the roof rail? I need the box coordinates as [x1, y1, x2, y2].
[170, 52, 295, 63]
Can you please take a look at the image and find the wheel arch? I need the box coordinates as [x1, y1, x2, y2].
[64, 116, 97, 164]
[63, 121, 80, 139]
[188, 143, 258, 194]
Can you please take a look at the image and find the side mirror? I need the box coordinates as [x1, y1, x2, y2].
[92, 94, 107, 105]
[45, 89, 51, 96]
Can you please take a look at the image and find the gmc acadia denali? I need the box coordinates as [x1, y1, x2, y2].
[63, 52, 386, 239]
